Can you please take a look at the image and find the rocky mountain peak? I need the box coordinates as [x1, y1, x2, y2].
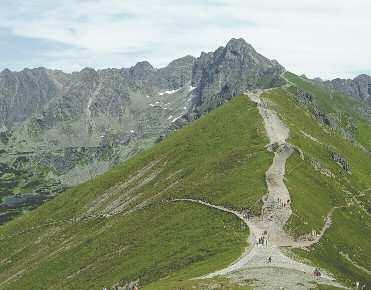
[354, 74, 371, 82]
[225, 37, 255, 54]
[1, 68, 12, 75]
[131, 61, 154, 72]
[129, 61, 155, 81]
[190, 38, 285, 114]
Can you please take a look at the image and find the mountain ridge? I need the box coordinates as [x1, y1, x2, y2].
[0, 38, 284, 223]
[314, 73, 371, 105]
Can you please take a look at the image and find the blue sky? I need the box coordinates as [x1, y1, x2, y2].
[0, 0, 370, 79]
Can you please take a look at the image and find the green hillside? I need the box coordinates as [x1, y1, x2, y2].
[0, 73, 370, 289]
[284, 72, 371, 152]
[0, 96, 271, 289]
[263, 75, 371, 286]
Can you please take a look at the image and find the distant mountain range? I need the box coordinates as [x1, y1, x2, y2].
[0, 38, 284, 222]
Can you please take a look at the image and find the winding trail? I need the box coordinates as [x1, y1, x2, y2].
[173, 90, 346, 289]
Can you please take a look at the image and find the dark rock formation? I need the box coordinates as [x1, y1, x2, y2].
[191, 38, 284, 115]
[331, 152, 351, 173]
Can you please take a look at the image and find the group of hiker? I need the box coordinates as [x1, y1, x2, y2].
[313, 268, 321, 277]
[277, 197, 290, 208]
[102, 286, 138, 290]
[354, 281, 367, 289]
[256, 230, 269, 247]
[242, 210, 251, 220]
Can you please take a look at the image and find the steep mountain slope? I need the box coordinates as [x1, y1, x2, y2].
[0, 96, 273, 289]
[262, 73, 371, 286]
[0, 38, 283, 223]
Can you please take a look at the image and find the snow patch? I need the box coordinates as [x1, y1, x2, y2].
[86, 97, 94, 119]
[171, 115, 183, 123]
[158, 88, 181, 96]
[189, 85, 196, 92]
[167, 115, 173, 120]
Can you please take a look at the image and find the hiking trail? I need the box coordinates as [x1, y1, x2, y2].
[173, 89, 346, 289]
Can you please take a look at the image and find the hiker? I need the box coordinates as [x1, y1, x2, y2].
[313, 268, 321, 277]
[356, 281, 359, 289]
[267, 256, 272, 263]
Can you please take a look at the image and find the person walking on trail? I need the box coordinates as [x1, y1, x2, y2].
[313, 268, 321, 278]
[133, 286, 139, 290]
[267, 256, 272, 263]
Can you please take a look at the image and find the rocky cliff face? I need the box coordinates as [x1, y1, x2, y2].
[191, 38, 284, 115]
[0, 38, 284, 222]
[316, 74, 371, 105]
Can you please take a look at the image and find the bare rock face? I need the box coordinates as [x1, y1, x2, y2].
[0, 38, 285, 222]
[318, 74, 371, 105]
[331, 152, 351, 173]
[191, 38, 285, 115]
[296, 88, 313, 105]
[0, 68, 69, 129]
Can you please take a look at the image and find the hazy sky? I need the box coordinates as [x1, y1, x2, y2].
[0, 0, 370, 79]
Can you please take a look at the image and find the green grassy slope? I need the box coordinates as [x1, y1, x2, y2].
[285, 72, 371, 151]
[0, 96, 271, 289]
[263, 81, 371, 286]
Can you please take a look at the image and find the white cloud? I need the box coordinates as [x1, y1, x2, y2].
[0, 0, 370, 79]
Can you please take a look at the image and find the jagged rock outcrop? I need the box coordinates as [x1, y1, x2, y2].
[295, 88, 357, 140]
[191, 38, 284, 115]
[296, 88, 313, 105]
[331, 152, 351, 173]
[0, 68, 69, 130]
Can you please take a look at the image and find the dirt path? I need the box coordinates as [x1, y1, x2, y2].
[173, 90, 346, 289]
[173, 198, 342, 289]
